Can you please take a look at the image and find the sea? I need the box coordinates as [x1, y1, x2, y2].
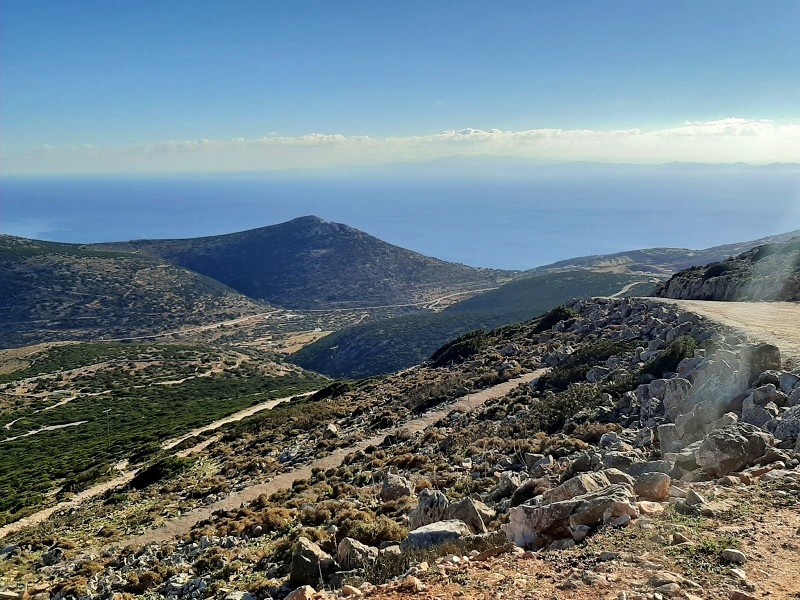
[2, 162, 799, 270]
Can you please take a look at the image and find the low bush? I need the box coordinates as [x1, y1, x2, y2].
[641, 335, 697, 378]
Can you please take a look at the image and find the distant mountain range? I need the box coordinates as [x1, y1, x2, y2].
[528, 229, 800, 276]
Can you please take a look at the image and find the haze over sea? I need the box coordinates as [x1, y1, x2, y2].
[2, 161, 799, 270]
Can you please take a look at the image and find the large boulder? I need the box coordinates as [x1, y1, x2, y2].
[543, 472, 610, 503]
[636, 378, 692, 422]
[337, 537, 378, 571]
[446, 497, 494, 534]
[290, 537, 338, 587]
[633, 472, 671, 501]
[408, 489, 449, 530]
[380, 472, 415, 502]
[741, 344, 781, 386]
[505, 484, 638, 547]
[695, 423, 774, 477]
[401, 520, 471, 550]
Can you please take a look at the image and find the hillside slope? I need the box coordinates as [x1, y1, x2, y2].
[100, 216, 509, 309]
[292, 271, 654, 378]
[530, 228, 800, 275]
[5, 297, 800, 600]
[656, 237, 800, 301]
[0, 235, 267, 348]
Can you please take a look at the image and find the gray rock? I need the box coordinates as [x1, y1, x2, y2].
[401, 520, 471, 550]
[290, 537, 337, 587]
[695, 423, 773, 477]
[721, 548, 746, 564]
[601, 468, 636, 486]
[742, 344, 782, 386]
[408, 489, 448, 530]
[627, 460, 675, 477]
[41, 547, 64, 566]
[774, 405, 800, 446]
[543, 472, 611, 503]
[779, 372, 800, 394]
[505, 484, 638, 547]
[446, 497, 494, 534]
[337, 537, 377, 571]
[380, 472, 414, 502]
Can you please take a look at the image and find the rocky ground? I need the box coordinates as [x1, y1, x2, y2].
[1, 298, 799, 600]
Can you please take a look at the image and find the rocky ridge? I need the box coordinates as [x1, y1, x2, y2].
[657, 237, 800, 301]
[2, 298, 799, 599]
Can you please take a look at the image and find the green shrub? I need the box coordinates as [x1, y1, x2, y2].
[429, 330, 487, 367]
[129, 456, 195, 490]
[641, 335, 697, 378]
[531, 305, 578, 334]
[702, 262, 733, 280]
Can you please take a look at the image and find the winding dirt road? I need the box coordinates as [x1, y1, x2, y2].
[119, 369, 547, 548]
[653, 299, 800, 361]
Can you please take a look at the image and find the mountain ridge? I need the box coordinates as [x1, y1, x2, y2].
[97, 215, 511, 309]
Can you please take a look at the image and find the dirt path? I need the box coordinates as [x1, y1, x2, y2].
[161, 390, 316, 450]
[0, 420, 88, 444]
[606, 280, 657, 299]
[120, 369, 547, 548]
[0, 391, 319, 540]
[652, 299, 800, 361]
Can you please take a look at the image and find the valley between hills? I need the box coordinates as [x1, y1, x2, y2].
[1, 218, 800, 600]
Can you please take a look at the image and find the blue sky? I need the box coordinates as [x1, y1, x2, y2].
[1, 1, 799, 173]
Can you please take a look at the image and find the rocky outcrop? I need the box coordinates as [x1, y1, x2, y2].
[695, 423, 773, 477]
[656, 239, 800, 302]
[290, 537, 338, 587]
[380, 472, 415, 502]
[401, 520, 472, 550]
[408, 489, 449, 530]
[505, 483, 639, 547]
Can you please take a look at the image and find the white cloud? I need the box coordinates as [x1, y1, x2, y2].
[2, 118, 798, 175]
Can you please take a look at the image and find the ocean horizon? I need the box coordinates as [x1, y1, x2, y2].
[2, 162, 799, 270]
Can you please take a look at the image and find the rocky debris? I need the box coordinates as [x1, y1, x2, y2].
[408, 489, 448, 530]
[323, 423, 339, 439]
[379, 472, 414, 502]
[290, 537, 338, 587]
[775, 405, 800, 446]
[633, 472, 671, 501]
[505, 483, 639, 547]
[401, 520, 471, 550]
[695, 423, 774, 477]
[337, 538, 377, 571]
[445, 496, 494, 534]
[285, 586, 316, 600]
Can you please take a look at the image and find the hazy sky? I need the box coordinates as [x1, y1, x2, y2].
[2, 1, 799, 174]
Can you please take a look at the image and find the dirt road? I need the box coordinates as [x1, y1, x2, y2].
[120, 369, 547, 548]
[0, 391, 318, 540]
[653, 299, 800, 361]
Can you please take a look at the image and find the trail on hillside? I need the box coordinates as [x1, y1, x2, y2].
[653, 299, 800, 361]
[119, 369, 547, 548]
[0, 391, 318, 540]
